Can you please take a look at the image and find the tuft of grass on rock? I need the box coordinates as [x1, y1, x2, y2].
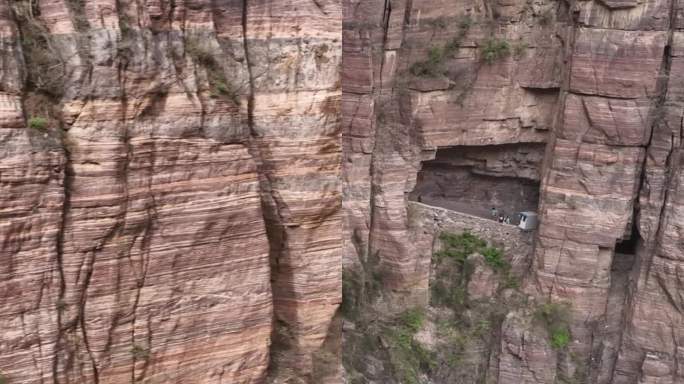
[480, 38, 510, 64]
[410, 15, 473, 77]
[383, 308, 435, 384]
[481, 246, 507, 271]
[434, 231, 486, 262]
[535, 301, 572, 349]
[28, 116, 48, 130]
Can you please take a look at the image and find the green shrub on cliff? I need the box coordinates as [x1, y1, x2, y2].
[535, 301, 572, 349]
[410, 46, 446, 77]
[481, 38, 510, 64]
[431, 230, 510, 310]
[410, 15, 473, 77]
[384, 308, 434, 384]
[28, 116, 47, 130]
[481, 246, 507, 270]
[551, 327, 571, 349]
[400, 308, 425, 333]
[435, 231, 507, 271]
[434, 231, 486, 262]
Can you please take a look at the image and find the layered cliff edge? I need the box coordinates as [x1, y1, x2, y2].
[0, 0, 341, 383]
[343, 0, 684, 383]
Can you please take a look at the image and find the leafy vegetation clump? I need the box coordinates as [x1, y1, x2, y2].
[28, 116, 48, 130]
[480, 38, 511, 64]
[384, 308, 434, 384]
[210, 78, 239, 103]
[435, 231, 508, 271]
[535, 301, 572, 349]
[434, 231, 486, 261]
[431, 230, 512, 310]
[399, 308, 425, 333]
[427, 230, 518, 382]
[410, 16, 472, 77]
[481, 246, 507, 270]
[550, 327, 571, 349]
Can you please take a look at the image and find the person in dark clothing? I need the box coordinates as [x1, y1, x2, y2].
[498, 215, 504, 223]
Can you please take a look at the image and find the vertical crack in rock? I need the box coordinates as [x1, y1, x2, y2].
[642, 3, 677, 283]
[379, 0, 391, 89]
[241, 0, 256, 137]
[77, 251, 100, 384]
[583, 0, 682, 380]
[240, 0, 284, 377]
[52, 145, 71, 384]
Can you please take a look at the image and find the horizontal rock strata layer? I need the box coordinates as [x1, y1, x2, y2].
[0, 0, 341, 383]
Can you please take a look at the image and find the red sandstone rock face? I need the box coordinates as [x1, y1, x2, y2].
[4, 0, 684, 382]
[343, 0, 684, 382]
[342, 0, 560, 303]
[0, 0, 340, 383]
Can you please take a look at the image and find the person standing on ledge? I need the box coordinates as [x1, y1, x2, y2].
[491, 207, 498, 219]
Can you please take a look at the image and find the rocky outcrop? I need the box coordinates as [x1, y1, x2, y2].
[0, 1, 341, 383]
[342, 0, 684, 382]
[342, 0, 560, 305]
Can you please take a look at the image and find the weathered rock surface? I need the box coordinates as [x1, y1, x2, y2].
[0, 0, 341, 383]
[342, 0, 684, 382]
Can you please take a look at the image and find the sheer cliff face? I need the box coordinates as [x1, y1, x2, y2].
[344, 0, 684, 383]
[2, 0, 684, 383]
[0, 1, 340, 383]
[343, 0, 559, 304]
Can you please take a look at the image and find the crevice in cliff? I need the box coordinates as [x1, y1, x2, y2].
[358, 0, 396, 301]
[9, 3, 75, 379]
[378, 0, 391, 89]
[590, 219, 638, 383]
[641, 34, 677, 283]
[241, 1, 255, 137]
[239, 0, 292, 378]
[603, 5, 679, 380]
[76, 252, 100, 384]
[311, 0, 330, 16]
[52, 137, 72, 384]
[129, 201, 155, 383]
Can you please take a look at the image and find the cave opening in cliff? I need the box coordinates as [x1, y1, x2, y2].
[615, 217, 639, 256]
[409, 144, 544, 223]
